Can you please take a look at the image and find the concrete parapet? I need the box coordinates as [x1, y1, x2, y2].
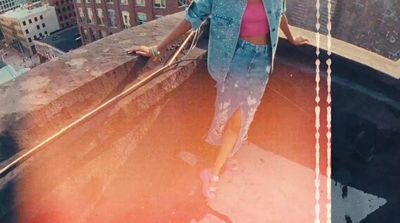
[0, 12, 204, 164]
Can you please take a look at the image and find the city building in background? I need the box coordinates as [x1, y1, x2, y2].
[0, 59, 17, 84]
[0, 2, 60, 56]
[43, 0, 77, 29]
[75, 0, 190, 44]
[0, 0, 41, 40]
[0, 58, 30, 85]
[0, 0, 38, 14]
[35, 25, 81, 62]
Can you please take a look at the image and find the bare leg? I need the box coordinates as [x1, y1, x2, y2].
[212, 108, 242, 178]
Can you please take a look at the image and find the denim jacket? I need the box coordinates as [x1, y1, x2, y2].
[184, 0, 286, 83]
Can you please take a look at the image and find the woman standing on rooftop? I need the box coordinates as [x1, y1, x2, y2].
[126, 0, 309, 199]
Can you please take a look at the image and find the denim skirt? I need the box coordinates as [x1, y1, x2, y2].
[205, 38, 272, 156]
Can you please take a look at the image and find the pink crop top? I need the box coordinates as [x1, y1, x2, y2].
[239, 1, 269, 37]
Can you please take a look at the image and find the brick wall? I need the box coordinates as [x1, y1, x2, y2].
[46, 0, 77, 29]
[74, 0, 185, 44]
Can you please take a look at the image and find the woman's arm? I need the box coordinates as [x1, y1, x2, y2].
[279, 14, 309, 46]
[125, 20, 192, 56]
[126, 0, 213, 57]
[157, 20, 193, 52]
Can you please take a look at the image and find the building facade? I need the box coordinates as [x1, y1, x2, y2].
[74, 0, 189, 44]
[44, 0, 77, 28]
[0, 0, 26, 14]
[0, 3, 60, 55]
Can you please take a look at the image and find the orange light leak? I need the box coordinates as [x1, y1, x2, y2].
[7, 28, 331, 223]
[8, 61, 330, 222]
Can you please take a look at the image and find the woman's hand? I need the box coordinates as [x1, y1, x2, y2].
[290, 36, 309, 46]
[125, 45, 161, 61]
[125, 45, 160, 57]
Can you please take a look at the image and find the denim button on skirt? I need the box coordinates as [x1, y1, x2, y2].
[205, 38, 272, 156]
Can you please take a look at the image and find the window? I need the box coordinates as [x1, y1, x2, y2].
[101, 30, 107, 38]
[96, 8, 104, 25]
[28, 37, 32, 42]
[31, 45, 36, 54]
[67, 6, 70, 10]
[154, 0, 166, 8]
[136, 0, 144, 6]
[44, 31, 48, 35]
[42, 23, 46, 27]
[39, 33, 43, 37]
[22, 21, 26, 26]
[87, 8, 93, 23]
[62, 7, 66, 12]
[106, 0, 113, 3]
[59, 16, 63, 21]
[33, 35, 37, 39]
[90, 28, 96, 40]
[121, 0, 128, 5]
[122, 11, 130, 28]
[107, 9, 116, 27]
[36, 25, 40, 30]
[78, 8, 84, 22]
[40, 15, 43, 20]
[83, 29, 88, 40]
[64, 15, 68, 20]
[178, 0, 189, 7]
[28, 19, 32, 24]
[136, 12, 147, 24]
[86, 0, 90, 3]
[25, 29, 29, 34]
[34, 17, 38, 22]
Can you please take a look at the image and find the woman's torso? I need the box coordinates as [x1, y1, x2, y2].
[239, 0, 271, 45]
[203, 0, 286, 82]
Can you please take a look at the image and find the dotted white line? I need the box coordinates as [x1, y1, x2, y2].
[326, 0, 332, 222]
[315, 0, 321, 222]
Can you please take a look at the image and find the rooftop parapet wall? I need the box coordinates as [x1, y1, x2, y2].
[286, 0, 400, 61]
[1, 8, 398, 165]
[0, 11, 204, 162]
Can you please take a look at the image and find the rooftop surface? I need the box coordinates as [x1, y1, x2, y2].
[279, 26, 400, 79]
[0, 11, 399, 223]
[39, 26, 82, 52]
[0, 57, 331, 222]
[1, 54, 396, 222]
[0, 61, 5, 68]
[0, 65, 16, 85]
